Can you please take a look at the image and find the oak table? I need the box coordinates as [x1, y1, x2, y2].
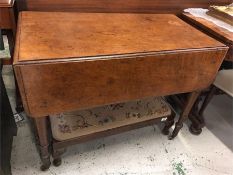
[13, 12, 227, 170]
[181, 12, 233, 132]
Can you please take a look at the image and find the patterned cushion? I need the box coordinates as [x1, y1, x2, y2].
[50, 97, 172, 141]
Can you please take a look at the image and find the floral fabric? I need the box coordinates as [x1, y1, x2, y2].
[50, 97, 172, 141]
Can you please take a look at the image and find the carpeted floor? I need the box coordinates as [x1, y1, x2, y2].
[2, 65, 233, 175]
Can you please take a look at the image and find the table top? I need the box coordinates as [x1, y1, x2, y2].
[182, 12, 233, 45]
[0, 0, 14, 7]
[15, 12, 225, 63]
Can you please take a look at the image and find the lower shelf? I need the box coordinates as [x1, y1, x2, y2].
[50, 97, 172, 141]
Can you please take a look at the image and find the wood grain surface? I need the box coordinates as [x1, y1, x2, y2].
[15, 12, 225, 62]
[15, 49, 227, 117]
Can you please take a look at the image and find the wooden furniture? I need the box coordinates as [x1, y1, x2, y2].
[16, 0, 232, 13]
[181, 12, 233, 132]
[0, 0, 16, 56]
[0, 0, 23, 114]
[0, 59, 17, 175]
[13, 0, 232, 119]
[13, 12, 227, 170]
[182, 12, 233, 62]
[0, 0, 16, 32]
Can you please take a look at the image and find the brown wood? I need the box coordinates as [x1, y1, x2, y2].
[181, 12, 233, 133]
[33, 117, 51, 171]
[13, 12, 228, 118]
[181, 12, 233, 61]
[16, 0, 232, 13]
[0, 0, 16, 31]
[169, 91, 201, 139]
[15, 12, 226, 62]
[0, 8, 12, 29]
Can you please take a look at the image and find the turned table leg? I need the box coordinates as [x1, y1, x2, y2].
[169, 91, 201, 139]
[33, 117, 51, 171]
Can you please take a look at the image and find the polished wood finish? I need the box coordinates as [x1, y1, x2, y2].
[16, 0, 232, 13]
[15, 12, 225, 62]
[181, 12, 233, 61]
[14, 12, 227, 118]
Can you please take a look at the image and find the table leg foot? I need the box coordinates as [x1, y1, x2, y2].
[40, 156, 51, 171]
[33, 117, 51, 171]
[189, 113, 203, 135]
[53, 158, 62, 167]
[189, 124, 202, 135]
[52, 148, 66, 167]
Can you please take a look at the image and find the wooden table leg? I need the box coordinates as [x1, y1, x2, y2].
[188, 94, 203, 135]
[169, 91, 201, 139]
[33, 117, 51, 171]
